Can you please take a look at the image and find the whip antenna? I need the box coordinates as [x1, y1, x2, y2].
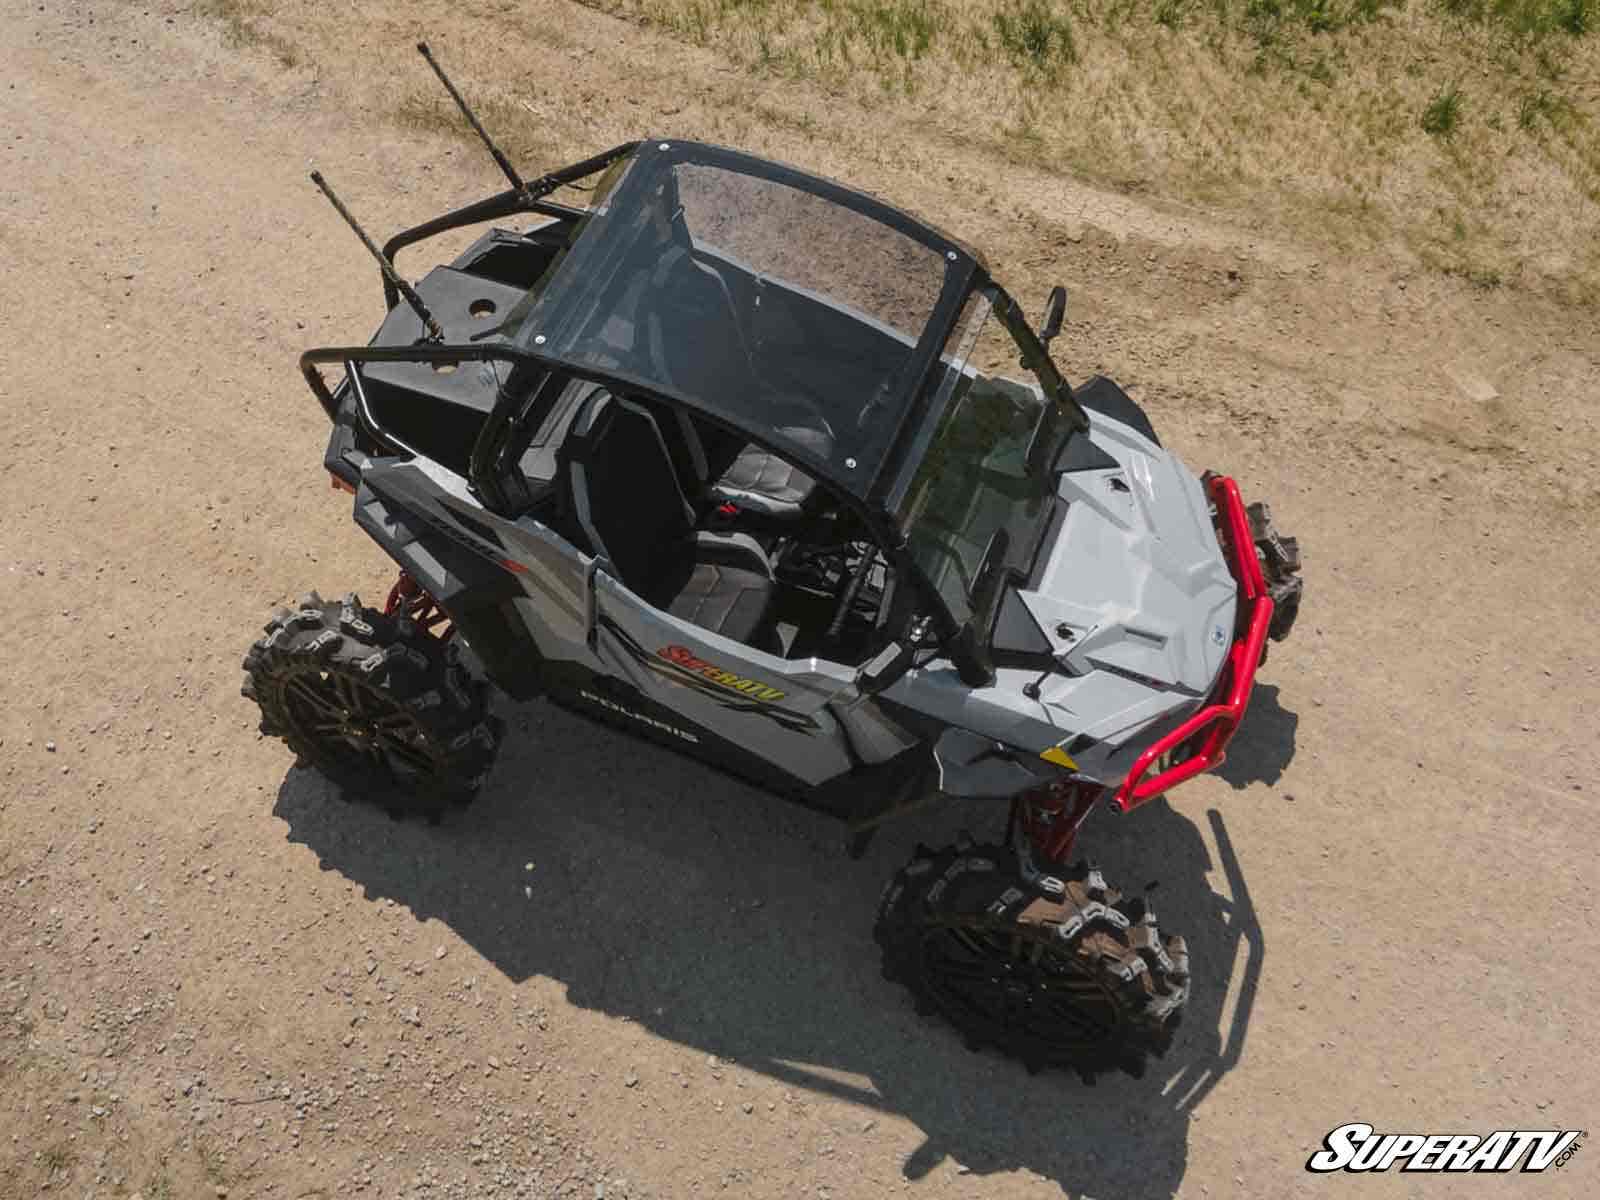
[416, 41, 525, 192]
[309, 170, 444, 342]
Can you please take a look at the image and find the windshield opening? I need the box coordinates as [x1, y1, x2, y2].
[893, 287, 1059, 633]
[498, 143, 959, 491]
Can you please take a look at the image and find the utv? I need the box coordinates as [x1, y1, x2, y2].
[244, 51, 1302, 1081]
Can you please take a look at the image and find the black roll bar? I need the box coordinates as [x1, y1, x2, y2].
[377, 142, 641, 310]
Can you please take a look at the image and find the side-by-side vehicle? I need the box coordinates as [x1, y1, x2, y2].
[243, 46, 1302, 1079]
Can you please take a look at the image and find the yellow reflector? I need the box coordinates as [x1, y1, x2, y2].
[1040, 746, 1078, 770]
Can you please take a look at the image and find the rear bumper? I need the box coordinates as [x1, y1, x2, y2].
[1110, 475, 1273, 813]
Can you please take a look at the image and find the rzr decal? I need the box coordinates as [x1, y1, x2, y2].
[657, 645, 785, 702]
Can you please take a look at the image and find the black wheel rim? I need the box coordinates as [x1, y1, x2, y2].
[919, 921, 1124, 1054]
[277, 664, 445, 787]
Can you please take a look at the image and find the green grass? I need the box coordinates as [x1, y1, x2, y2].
[992, 1, 1076, 72]
[1435, 0, 1592, 38]
[832, 0, 945, 61]
[1421, 83, 1465, 135]
[1243, 0, 1398, 42]
[1517, 86, 1576, 127]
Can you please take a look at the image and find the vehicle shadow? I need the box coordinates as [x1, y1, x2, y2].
[1214, 682, 1298, 791]
[273, 699, 1266, 1198]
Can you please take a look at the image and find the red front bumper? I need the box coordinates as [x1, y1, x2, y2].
[1109, 474, 1274, 813]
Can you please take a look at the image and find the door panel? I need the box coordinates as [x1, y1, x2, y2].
[592, 571, 857, 788]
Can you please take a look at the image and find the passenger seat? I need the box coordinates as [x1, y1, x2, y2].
[653, 406, 829, 522]
[631, 247, 832, 521]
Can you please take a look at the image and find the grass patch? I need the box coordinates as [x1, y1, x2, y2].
[1244, 0, 1394, 42]
[394, 93, 464, 139]
[833, 0, 946, 62]
[1417, 211, 1510, 289]
[1435, 0, 1593, 39]
[1451, 263, 1506, 288]
[197, 1137, 230, 1187]
[40, 1143, 74, 1179]
[586, 0, 1598, 295]
[192, 0, 301, 69]
[1421, 83, 1465, 136]
[992, 1, 1076, 72]
[753, 101, 820, 137]
[1517, 86, 1576, 127]
[1154, 0, 1188, 27]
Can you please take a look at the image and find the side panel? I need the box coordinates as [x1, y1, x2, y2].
[537, 660, 844, 809]
[591, 572, 858, 788]
[356, 458, 601, 696]
[351, 458, 939, 821]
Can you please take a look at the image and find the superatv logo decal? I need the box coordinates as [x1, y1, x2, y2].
[596, 618, 817, 733]
[579, 690, 699, 743]
[657, 645, 786, 702]
[1305, 1123, 1584, 1173]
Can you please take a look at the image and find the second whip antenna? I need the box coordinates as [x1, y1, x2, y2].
[416, 41, 525, 192]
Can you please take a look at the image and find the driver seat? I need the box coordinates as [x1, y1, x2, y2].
[563, 389, 777, 647]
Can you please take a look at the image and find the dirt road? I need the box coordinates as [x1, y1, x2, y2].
[3, 2, 1597, 1197]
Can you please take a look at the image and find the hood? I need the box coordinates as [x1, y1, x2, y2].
[1013, 412, 1237, 742]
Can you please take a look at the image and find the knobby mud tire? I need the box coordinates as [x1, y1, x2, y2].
[241, 591, 501, 821]
[874, 839, 1190, 1081]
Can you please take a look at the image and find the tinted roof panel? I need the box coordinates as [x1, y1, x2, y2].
[501, 141, 969, 495]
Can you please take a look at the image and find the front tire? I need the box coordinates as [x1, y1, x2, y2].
[242, 591, 501, 820]
[875, 839, 1189, 1080]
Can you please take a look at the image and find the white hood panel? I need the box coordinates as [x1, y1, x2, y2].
[1019, 415, 1237, 732]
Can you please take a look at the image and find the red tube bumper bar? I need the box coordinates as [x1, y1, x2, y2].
[1110, 475, 1274, 813]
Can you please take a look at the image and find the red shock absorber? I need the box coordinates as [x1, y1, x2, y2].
[383, 570, 453, 638]
[1012, 779, 1103, 866]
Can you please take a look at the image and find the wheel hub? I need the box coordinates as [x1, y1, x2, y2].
[277, 666, 438, 781]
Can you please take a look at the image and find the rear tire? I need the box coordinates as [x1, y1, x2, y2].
[875, 839, 1189, 1080]
[242, 591, 501, 820]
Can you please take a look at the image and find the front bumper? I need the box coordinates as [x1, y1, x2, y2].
[1109, 475, 1276, 813]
